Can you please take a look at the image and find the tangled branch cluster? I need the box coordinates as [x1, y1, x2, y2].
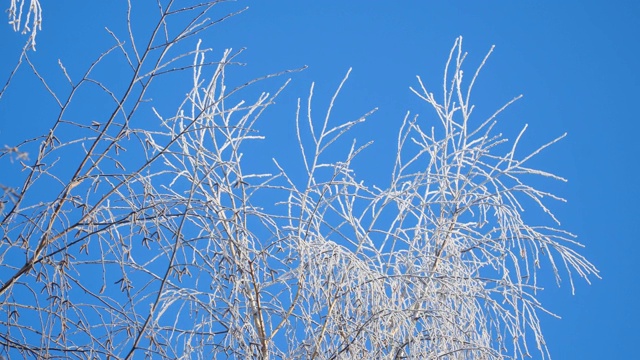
[0, 2, 597, 359]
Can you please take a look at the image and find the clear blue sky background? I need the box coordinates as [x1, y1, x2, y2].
[1, 1, 638, 358]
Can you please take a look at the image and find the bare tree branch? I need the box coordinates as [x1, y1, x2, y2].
[1, 4, 597, 360]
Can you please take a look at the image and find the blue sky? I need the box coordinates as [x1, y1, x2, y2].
[1, 1, 638, 358]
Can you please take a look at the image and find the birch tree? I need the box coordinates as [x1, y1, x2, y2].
[1, 1, 597, 359]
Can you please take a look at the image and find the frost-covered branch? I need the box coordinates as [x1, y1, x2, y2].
[0, 3, 597, 359]
[6, 0, 42, 50]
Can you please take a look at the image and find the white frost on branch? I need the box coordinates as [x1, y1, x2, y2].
[6, 0, 42, 49]
[0, 2, 598, 358]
